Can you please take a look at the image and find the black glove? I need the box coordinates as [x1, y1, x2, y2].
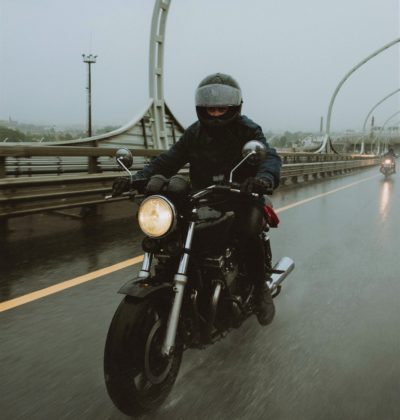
[145, 174, 168, 195]
[240, 176, 274, 195]
[112, 176, 132, 196]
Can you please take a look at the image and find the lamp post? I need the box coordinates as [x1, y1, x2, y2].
[82, 54, 97, 137]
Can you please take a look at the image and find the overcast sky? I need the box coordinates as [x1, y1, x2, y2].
[0, 0, 399, 132]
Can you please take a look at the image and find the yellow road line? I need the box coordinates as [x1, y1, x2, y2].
[0, 255, 144, 312]
[275, 174, 379, 213]
[0, 172, 379, 313]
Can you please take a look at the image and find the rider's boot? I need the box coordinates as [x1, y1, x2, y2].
[239, 221, 276, 326]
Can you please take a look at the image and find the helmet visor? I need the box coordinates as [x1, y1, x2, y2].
[195, 84, 242, 107]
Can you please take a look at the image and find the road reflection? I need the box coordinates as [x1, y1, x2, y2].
[0, 203, 143, 302]
[379, 179, 393, 221]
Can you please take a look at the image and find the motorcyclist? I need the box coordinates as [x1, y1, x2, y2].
[382, 147, 396, 173]
[112, 73, 282, 326]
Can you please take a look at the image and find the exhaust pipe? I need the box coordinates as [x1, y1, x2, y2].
[268, 257, 295, 293]
[205, 281, 223, 342]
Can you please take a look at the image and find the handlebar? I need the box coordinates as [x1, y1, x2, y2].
[105, 183, 272, 201]
[192, 184, 262, 201]
[105, 190, 136, 200]
[211, 183, 273, 196]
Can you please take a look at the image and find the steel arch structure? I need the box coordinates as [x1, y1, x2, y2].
[316, 37, 400, 154]
[378, 110, 400, 153]
[359, 89, 400, 154]
[149, 0, 172, 149]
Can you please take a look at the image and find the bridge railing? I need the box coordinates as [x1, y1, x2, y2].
[0, 145, 380, 218]
[0, 145, 373, 178]
[0, 145, 162, 178]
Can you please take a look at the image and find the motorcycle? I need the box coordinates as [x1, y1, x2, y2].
[103, 141, 295, 417]
[380, 158, 396, 178]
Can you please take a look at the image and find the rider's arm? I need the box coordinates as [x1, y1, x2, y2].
[241, 117, 282, 189]
[133, 130, 191, 181]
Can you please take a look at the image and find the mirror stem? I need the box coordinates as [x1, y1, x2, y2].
[229, 151, 256, 182]
[117, 158, 133, 182]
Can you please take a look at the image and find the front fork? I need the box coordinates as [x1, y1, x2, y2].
[161, 219, 196, 357]
[138, 252, 152, 278]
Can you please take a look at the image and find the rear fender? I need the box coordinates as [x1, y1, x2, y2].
[118, 277, 173, 300]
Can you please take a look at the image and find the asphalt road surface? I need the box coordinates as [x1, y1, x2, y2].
[1, 167, 399, 420]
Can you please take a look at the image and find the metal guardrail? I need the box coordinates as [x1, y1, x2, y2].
[0, 145, 366, 178]
[0, 145, 380, 218]
[0, 145, 161, 178]
[281, 158, 379, 182]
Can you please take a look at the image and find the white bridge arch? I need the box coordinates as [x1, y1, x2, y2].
[53, 0, 184, 150]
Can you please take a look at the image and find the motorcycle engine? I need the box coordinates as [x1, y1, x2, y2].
[203, 247, 243, 331]
[203, 247, 238, 288]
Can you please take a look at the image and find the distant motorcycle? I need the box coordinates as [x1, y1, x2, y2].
[103, 141, 295, 417]
[380, 158, 396, 178]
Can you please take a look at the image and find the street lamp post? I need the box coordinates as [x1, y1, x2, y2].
[82, 54, 97, 137]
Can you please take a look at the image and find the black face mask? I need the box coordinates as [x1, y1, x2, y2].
[196, 106, 241, 131]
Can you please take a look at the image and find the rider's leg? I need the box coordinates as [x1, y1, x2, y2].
[235, 200, 275, 326]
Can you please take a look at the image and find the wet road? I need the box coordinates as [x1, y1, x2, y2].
[1, 167, 400, 420]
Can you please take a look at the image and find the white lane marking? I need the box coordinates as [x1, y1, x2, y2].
[0, 172, 379, 312]
[275, 174, 379, 213]
[0, 256, 144, 312]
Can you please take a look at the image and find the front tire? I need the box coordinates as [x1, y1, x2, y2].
[104, 296, 183, 417]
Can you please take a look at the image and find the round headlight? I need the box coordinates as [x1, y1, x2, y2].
[138, 195, 176, 238]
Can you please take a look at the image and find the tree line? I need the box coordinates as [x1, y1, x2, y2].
[266, 131, 313, 148]
[0, 125, 120, 142]
[0, 125, 313, 147]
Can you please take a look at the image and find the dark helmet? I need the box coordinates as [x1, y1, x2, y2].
[195, 73, 243, 128]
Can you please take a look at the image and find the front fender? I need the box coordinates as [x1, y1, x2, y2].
[118, 277, 173, 299]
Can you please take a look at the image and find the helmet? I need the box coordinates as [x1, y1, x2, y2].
[195, 73, 243, 128]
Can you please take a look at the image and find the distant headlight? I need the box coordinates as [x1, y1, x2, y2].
[138, 195, 176, 238]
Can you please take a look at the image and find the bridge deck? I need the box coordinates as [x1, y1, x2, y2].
[1, 166, 399, 419]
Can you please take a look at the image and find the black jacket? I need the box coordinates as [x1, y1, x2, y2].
[383, 151, 396, 159]
[135, 116, 281, 190]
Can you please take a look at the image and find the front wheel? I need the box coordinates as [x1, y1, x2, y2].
[104, 296, 183, 417]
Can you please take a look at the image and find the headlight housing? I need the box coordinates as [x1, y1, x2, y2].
[138, 195, 176, 238]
